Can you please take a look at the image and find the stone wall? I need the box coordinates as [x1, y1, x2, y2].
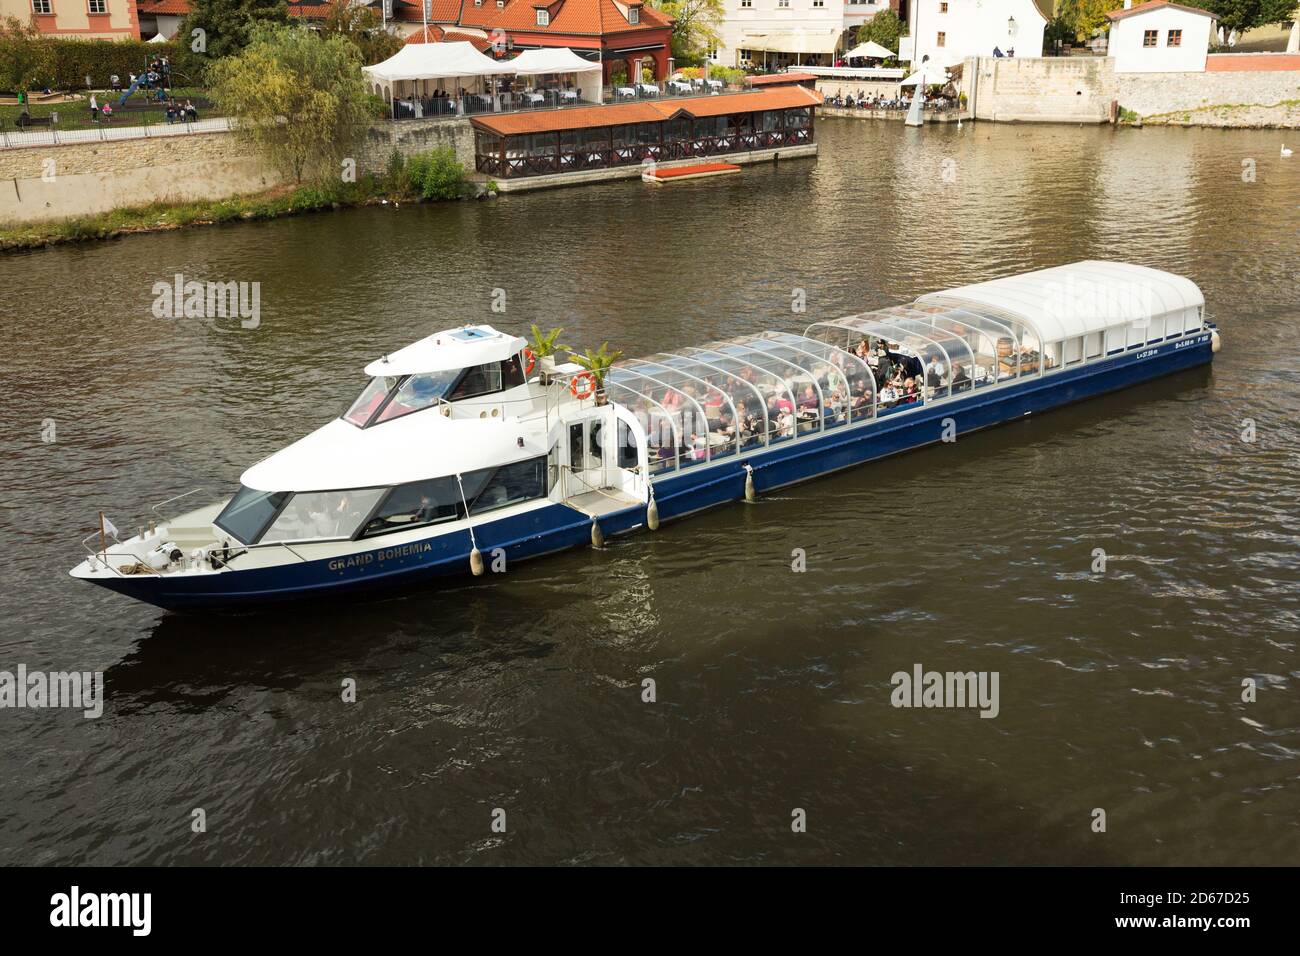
[0, 117, 478, 225]
[354, 117, 476, 174]
[1115, 69, 1300, 118]
[962, 56, 1300, 124]
[964, 57, 1114, 124]
[0, 130, 282, 225]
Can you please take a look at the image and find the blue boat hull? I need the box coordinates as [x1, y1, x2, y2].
[92, 332, 1215, 612]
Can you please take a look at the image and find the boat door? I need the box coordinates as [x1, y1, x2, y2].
[563, 404, 615, 499]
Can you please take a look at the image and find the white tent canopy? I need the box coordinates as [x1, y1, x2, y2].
[844, 40, 894, 60]
[901, 66, 951, 87]
[743, 29, 841, 55]
[147, 33, 168, 44]
[503, 47, 602, 103]
[363, 41, 510, 84]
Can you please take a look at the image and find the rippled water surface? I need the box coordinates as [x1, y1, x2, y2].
[1, 119, 1297, 865]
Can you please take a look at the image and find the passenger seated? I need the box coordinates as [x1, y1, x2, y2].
[797, 385, 819, 411]
[951, 363, 971, 392]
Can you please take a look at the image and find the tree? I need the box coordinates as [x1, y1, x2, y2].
[321, 0, 403, 66]
[182, 0, 289, 61]
[0, 16, 54, 93]
[855, 9, 907, 54]
[209, 24, 374, 183]
[1187, 0, 1297, 37]
[648, 0, 723, 66]
[1056, 0, 1125, 42]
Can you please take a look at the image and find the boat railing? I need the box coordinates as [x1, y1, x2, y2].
[80, 532, 313, 578]
[151, 486, 216, 519]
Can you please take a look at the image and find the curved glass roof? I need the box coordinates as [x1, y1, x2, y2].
[612, 330, 878, 469]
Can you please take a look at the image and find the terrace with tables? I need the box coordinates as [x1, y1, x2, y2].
[470, 85, 820, 178]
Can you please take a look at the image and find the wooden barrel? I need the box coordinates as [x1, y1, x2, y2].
[996, 337, 1014, 358]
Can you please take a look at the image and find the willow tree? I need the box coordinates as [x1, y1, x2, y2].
[209, 24, 374, 184]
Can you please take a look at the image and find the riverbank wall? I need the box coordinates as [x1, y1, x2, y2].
[960, 56, 1300, 127]
[0, 129, 283, 224]
[0, 117, 476, 226]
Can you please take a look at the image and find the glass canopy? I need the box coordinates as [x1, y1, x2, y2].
[610, 330, 876, 472]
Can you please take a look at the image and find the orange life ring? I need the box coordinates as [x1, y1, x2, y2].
[522, 347, 537, 376]
[570, 371, 597, 400]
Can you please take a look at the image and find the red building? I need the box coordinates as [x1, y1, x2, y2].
[134, 0, 674, 82]
[450, 0, 674, 82]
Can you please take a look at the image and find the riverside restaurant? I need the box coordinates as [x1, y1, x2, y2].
[470, 86, 821, 179]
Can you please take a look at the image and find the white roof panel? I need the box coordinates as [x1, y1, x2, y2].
[362, 41, 514, 82]
[364, 325, 526, 376]
[241, 414, 548, 492]
[917, 260, 1203, 342]
[506, 47, 602, 77]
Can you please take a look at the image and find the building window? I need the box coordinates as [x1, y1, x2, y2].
[812, 0, 824, 6]
[32, 0, 52, 11]
[740, 0, 751, 6]
[940, 1, 948, 11]
[777, 0, 788, 7]
[706, 47, 718, 60]
[536, 8, 549, 25]
[629, 6, 638, 23]
[1142, 29, 1158, 47]
[1167, 29, 1182, 47]
[88, 0, 106, 10]
[936, 31, 945, 47]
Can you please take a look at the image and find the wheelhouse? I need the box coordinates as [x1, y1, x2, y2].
[344, 325, 531, 428]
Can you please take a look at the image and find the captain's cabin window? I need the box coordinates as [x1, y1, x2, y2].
[343, 356, 527, 427]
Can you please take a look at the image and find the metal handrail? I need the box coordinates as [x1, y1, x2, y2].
[151, 486, 212, 519]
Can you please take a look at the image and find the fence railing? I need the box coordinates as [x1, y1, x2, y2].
[0, 116, 233, 150]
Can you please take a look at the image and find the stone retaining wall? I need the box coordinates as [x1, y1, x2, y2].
[0, 130, 282, 225]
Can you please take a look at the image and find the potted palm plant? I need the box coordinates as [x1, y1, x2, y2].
[528, 324, 571, 385]
[569, 341, 624, 405]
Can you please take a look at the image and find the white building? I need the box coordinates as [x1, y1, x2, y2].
[712, 0, 895, 70]
[902, 0, 1048, 67]
[1105, 1, 1217, 73]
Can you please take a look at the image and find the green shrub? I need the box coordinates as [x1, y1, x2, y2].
[0, 29, 208, 92]
[405, 146, 468, 201]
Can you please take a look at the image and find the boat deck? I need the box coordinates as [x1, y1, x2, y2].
[563, 490, 641, 518]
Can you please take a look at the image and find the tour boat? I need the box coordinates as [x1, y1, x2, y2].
[72, 261, 1219, 611]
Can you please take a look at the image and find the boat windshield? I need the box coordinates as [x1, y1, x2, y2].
[373, 369, 461, 424]
[344, 375, 399, 427]
[214, 486, 290, 545]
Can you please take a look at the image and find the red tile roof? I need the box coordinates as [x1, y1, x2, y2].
[458, 0, 672, 37]
[137, 0, 191, 14]
[471, 85, 821, 134]
[1105, 1, 1216, 22]
[404, 25, 494, 51]
[393, 0, 463, 21]
[747, 72, 818, 86]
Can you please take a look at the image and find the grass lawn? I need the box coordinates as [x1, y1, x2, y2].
[1, 86, 218, 132]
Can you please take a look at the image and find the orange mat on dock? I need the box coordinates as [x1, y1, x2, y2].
[645, 163, 740, 182]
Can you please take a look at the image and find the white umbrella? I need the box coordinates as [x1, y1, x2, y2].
[901, 65, 950, 87]
[147, 33, 168, 44]
[845, 41, 894, 60]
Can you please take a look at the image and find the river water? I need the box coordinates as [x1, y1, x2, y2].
[0, 118, 1297, 865]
